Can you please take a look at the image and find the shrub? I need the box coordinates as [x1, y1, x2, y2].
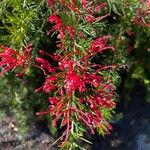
[0, 0, 149, 149]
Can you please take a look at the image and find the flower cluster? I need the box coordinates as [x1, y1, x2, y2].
[0, 44, 32, 77]
[35, 0, 116, 147]
[36, 51, 116, 146]
[81, 1, 109, 22]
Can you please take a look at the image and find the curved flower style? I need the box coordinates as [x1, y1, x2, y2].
[0, 44, 32, 77]
[89, 36, 115, 54]
[35, 76, 58, 93]
[47, 14, 75, 39]
[81, 1, 110, 22]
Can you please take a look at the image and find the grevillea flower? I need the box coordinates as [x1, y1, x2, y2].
[81, 0, 87, 8]
[65, 71, 85, 96]
[89, 36, 114, 54]
[59, 59, 76, 72]
[89, 94, 115, 109]
[134, 0, 150, 27]
[134, 9, 150, 27]
[47, 14, 75, 38]
[83, 73, 102, 88]
[59, 0, 80, 13]
[48, 15, 63, 32]
[48, 97, 59, 105]
[81, 1, 109, 22]
[35, 57, 56, 75]
[48, 0, 55, 7]
[35, 76, 58, 93]
[0, 44, 32, 77]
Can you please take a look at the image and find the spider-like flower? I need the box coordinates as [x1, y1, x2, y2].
[35, 76, 58, 93]
[48, 0, 55, 7]
[89, 36, 114, 54]
[0, 44, 32, 77]
[47, 14, 75, 38]
[134, 0, 150, 27]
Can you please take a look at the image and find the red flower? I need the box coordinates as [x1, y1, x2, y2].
[91, 94, 115, 109]
[65, 71, 85, 96]
[47, 14, 75, 38]
[59, 0, 80, 13]
[81, 0, 87, 8]
[0, 44, 32, 77]
[70, 106, 101, 134]
[83, 73, 102, 88]
[66, 26, 75, 38]
[48, 15, 63, 32]
[48, 0, 55, 7]
[134, 9, 150, 27]
[35, 57, 56, 75]
[35, 76, 57, 93]
[81, 1, 109, 23]
[59, 59, 76, 72]
[48, 97, 59, 105]
[89, 36, 114, 54]
[134, 0, 150, 27]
